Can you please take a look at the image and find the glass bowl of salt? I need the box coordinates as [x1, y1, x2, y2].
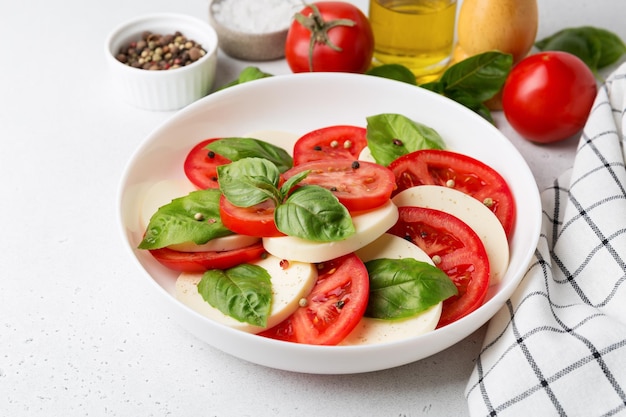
[208, 0, 302, 61]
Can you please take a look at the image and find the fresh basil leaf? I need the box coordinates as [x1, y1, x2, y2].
[279, 170, 310, 196]
[207, 138, 293, 173]
[419, 51, 512, 123]
[419, 80, 445, 94]
[365, 113, 445, 166]
[275, 186, 355, 242]
[441, 89, 495, 124]
[138, 189, 232, 250]
[217, 157, 281, 207]
[218, 66, 273, 90]
[197, 264, 272, 327]
[592, 27, 626, 68]
[535, 27, 602, 71]
[535, 26, 626, 71]
[435, 51, 513, 104]
[364, 258, 458, 320]
[366, 64, 417, 85]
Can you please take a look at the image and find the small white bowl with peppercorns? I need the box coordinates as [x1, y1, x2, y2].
[105, 13, 218, 111]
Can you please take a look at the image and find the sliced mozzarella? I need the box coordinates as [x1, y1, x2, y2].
[340, 304, 442, 345]
[355, 232, 434, 264]
[140, 178, 197, 229]
[340, 233, 442, 345]
[175, 254, 317, 333]
[262, 200, 399, 263]
[243, 130, 299, 147]
[392, 185, 509, 285]
[140, 178, 260, 252]
[357, 145, 376, 163]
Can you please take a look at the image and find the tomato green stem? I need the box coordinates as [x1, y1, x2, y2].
[294, 3, 356, 71]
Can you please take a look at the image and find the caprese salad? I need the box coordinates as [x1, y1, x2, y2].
[137, 113, 516, 346]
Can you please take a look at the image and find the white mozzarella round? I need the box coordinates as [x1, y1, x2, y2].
[357, 145, 376, 163]
[140, 178, 260, 252]
[175, 254, 317, 333]
[341, 233, 443, 345]
[262, 200, 399, 263]
[392, 185, 509, 285]
[243, 130, 299, 146]
[340, 304, 442, 345]
[140, 178, 197, 229]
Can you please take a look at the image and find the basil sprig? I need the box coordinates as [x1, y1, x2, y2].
[420, 51, 513, 123]
[535, 26, 626, 76]
[365, 113, 445, 166]
[365, 258, 458, 320]
[138, 189, 232, 250]
[206, 137, 293, 173]
[198, 263, 272, 327]
[217, 157, 355, 242]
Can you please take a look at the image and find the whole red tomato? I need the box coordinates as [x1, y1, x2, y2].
[285, 2, 374, 73]
[502, 51, 597, 143]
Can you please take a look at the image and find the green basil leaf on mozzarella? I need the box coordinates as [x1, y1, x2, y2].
[275, 185, 355, 242]
[138, 188, 232, 250]
[197, 263, 273, 328]
[364, 258, 457, 320]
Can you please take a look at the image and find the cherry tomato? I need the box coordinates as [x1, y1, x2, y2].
[293, 125, 368, 165]
[285, 2, 374, 73]
[184, 138, 231, 189]
[502, 51, 597, 143]
[388, 149, 516, 238]
[282, 159, 396, 212]
[387, 207, 490, 328]
[218, 195, 284, 238]
[259, 253, 369, 345]
[148, 242, 266, 273]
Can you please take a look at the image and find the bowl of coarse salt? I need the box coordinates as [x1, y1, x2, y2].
[208, 0, 302, 61]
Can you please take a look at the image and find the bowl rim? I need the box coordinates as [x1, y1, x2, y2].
[117, 72, 542, 373]
[105, 12, 219, 76]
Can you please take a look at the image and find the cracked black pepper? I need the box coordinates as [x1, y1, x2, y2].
[116, 31, 206, 70]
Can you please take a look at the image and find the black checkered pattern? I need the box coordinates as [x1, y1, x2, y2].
[466, 64, 626, 416]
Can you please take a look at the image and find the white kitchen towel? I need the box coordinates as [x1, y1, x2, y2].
[466, 62, 626, 416]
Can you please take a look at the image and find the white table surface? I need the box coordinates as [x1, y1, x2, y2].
[2, 0, 625, 416]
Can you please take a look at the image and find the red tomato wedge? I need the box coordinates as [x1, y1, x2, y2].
[387, 206, 490, 328]
[292, 125, 368, 165]
[388, 149, 516, 237]
[219, 195, 284, 238]
[184, 138, 231, 189]
[259, 253, 369, 345]
[148, 242, 266, 273]
[282, 159, 396, 212]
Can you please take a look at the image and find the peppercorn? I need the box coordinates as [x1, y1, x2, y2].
[116, 30, 207, 70]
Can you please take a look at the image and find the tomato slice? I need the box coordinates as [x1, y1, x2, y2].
[388, 149, 516, 237]
[292, 125, 368, 165]
[148, 242, 266, 273]
[259, 253, 369, 345]
[387, 206, 490, 328]
[183, 138, 231, 189]
[282, 159, 396, 212]
[219, 194, 284, 238]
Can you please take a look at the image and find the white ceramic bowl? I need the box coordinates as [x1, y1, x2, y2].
[118, 73, 542, 374]
[105, 13, 219, 111]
